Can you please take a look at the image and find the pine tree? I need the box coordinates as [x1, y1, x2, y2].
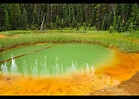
[107, 11, 113, 29]
[61, 18, 64, 28]
[9, 4, 22, 30]
[45, 13, 49, 29]
[116, 15, 122, 32]
[0, 4, 5, 31]
[32, 7, 38, 29]
[128, 21, 135, 33]
[131, 4, 138, 30]
[109, 25, 114, 33]
[66, 12, 71, 27]
[4, 8, 11, 31]
[95, 4, 104, 30]
[15, 4, 22, 29]
[91, 4, 97, 27]
[136, 14, 139, 29]
[21, 8, 28, 29]
[55, 15, 60, 29]
[71, 16, 76, 29]
[76, 22, 80, 30]
[113, 15, 117, 31]
[101, 13, 109, 30]
[125, 18, 131, 31]
[124, 4, 132, 22]
[115, 4, 122, 17]
[25, 4, 34, 28]
[75, 4, 83, 25]
[83, 22, 87, 30]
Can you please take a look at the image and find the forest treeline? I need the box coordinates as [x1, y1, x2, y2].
[0, 3, 139, 32]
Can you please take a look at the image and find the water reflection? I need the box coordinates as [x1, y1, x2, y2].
[0, 54, 95, 77]
[0, 55, 18, 75]
[11, 55, 17, 73]
[0, 62, 8, 75]
[91, 65, 95, 76]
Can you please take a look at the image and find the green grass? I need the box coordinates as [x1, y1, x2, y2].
[1, 30, 32, 36]
[0, 30, 139, 53]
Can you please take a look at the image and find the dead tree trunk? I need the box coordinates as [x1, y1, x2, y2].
[50, 4, 53, 29]
[110, 3, 115, 16]
[40, 12, 46, 32]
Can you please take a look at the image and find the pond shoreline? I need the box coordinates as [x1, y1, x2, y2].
[90, 51, 139, 95]
[90, 72, 139, 95]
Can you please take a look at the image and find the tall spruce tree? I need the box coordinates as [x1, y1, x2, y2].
[9, 4, 22, 30]
[4, 8, 11, 30]
[0, 4, 5, 31]
[116, 15, 122, 32]
[21, 8, 28, 29]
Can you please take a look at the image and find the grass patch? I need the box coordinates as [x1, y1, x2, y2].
[0, 30, 139, 53]
[0, 30, 32, 36]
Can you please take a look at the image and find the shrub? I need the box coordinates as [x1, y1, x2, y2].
[108, 25, 114, 33]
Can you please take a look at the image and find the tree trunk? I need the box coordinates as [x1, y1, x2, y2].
[50, 4, 53, 29]
[40, 12, 46, 32]
[111, 3, 115, 16]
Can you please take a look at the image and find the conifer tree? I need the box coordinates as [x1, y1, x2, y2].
[9, 4, 22, 30]
[116, 15, 122, 32]
[21, 8, 28, 29]
[4, 8, 11, 30]
[0, 4, 5, 31]
[113, 15, 117, 31]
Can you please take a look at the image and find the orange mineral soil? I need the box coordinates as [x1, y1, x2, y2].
[0, 34, 7, 38]
[0, 49, 139, 96]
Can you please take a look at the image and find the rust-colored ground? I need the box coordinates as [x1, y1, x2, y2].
[0, 49, 139, 95]
[96, 50, 139, 82]
[91, 50, 139, 95]
[91, 72, 139, 95]
[0, 34, 7, 38]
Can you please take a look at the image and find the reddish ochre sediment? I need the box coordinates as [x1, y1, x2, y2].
[91, 50, 139, 95]
[0, 34, 7, 38]
[97, 50, 139, 82]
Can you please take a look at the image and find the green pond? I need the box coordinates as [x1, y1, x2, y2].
[0, 43, 114, 77]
